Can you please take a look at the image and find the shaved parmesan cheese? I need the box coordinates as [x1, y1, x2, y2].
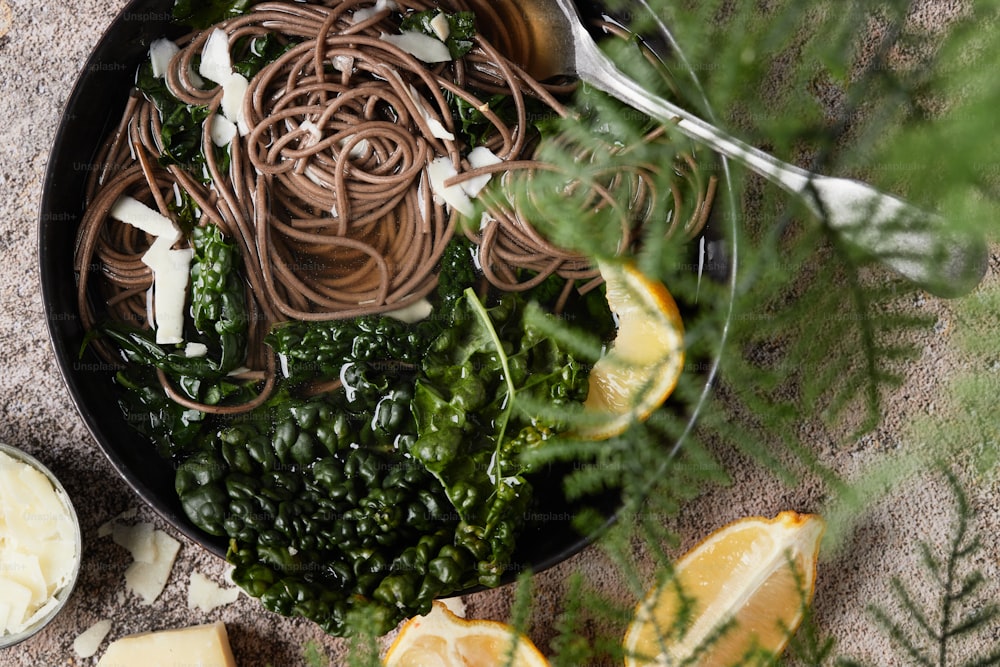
[380, 30, 451, 63]
[199, 28, 232, 85]
[429, 11, 451, 41]
[123, 529, 181, 605]
[109, 196, 179, 243]
[100, 516, 181, 606]
[352, 0, 397, 24]
[220, 72, 249, 131]
[0, 580, 32, 634]
[209, 115, 237, 147]
[74, 619, 113, 658]
[149, 39, 179, 79]
[461, 146, 502, 197]
[142, 238, 194, 345]
[386, 298, 434, 323]
[112, 522, 157, 564]
[427, 156, 474, 217]
[299, 120, 322, 146]
[331, 54, 355, 72]
[340, 136, 370, 159]
[96, 622, 237, 667]
[187, 572, 241, 613]
[185, 342, 208, 358]
[98, 508, 138, 538]
[405, 84, 455, 140]
[0, 450, 79, 638]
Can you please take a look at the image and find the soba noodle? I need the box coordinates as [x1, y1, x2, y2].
[74, 0, 716, 414]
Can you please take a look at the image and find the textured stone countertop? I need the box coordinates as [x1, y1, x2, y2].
[1, 0, 998, 665]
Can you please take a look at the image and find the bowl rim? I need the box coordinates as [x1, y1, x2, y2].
[0, 442, 83, 649]
[38, 0, 739, 591]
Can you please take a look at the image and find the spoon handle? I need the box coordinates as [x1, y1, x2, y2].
[568, 20, 987, 297]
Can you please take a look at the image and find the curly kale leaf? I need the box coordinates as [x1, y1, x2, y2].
[410, 289, 588, 586]
[174, 367, 481, 636]
[189, 224, 249, 367]
[232, 33, 299, 79]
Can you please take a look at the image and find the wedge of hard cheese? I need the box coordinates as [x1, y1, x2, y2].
[96, 621, 237, 667]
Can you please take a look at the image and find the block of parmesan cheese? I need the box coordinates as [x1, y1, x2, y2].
[96, 622, 237, 667]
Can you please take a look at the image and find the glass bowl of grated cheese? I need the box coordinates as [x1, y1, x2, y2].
[0, 442, 82, 648]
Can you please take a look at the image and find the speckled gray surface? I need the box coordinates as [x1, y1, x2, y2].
[1, 0, 998, 665]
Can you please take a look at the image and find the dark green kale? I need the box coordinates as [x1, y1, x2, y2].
[99, 221, 255, 445]
[265, 316, 437, 386]
[450, 92, 563, 148]
[174, 368, 481, 636]
[188, 223, 248, 374]
[172, 0, 261, 29]
[231, 33, 299, 79]
[410, 289, 589, 586]
[114, 366, 207, 457]
[399, 9, 476, 59]
[434, 234, 480, 318]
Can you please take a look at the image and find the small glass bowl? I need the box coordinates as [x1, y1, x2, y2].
[0, 442, 82, 649]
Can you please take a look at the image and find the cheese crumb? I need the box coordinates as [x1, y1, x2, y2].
[426, 157, 474, 217]
[123, 530, 181, 605]
[429, 11, 451, 41]
[386, 298, 434, 323]
[102, 517, 181, 606]
[149, 39, 179, 79]
[199, 28, 232, 84]
[188, 572, 241, 613]
[460, 146, 502, 197]
[73, 619, 113, 658]
[380, 31, 451, 63]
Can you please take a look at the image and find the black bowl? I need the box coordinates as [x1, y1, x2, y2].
[40, 0, 737, 582]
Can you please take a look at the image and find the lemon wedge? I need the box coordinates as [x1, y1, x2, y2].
[384, 601, 550, 667]
[623, 511, 825, 666]
[579, 260, 685, 439]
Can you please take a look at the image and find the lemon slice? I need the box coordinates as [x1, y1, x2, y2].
[579, 260, 685, 439]
[623, 511, 825, 667]
[384, 601, 550, 667]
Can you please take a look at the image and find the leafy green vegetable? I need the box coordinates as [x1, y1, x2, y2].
[114, 367, 207, 457]
[399, 9, 476, 59]
[450, 93, 561, 148]
[136, 62, 215, 171]
[265, 316, 435, 385]
[265, 236, 479, 385]
[189, 223, 248, 373]
[172, 0, 261, 29]
[174, 368, 480, 636]
[232, 33, 298, 79]
[411, 289, 589, 586]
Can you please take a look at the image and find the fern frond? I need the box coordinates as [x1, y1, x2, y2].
[868, 469, 1000, 667]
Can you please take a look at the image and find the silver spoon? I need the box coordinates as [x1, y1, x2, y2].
[483, 0, 989, 297]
